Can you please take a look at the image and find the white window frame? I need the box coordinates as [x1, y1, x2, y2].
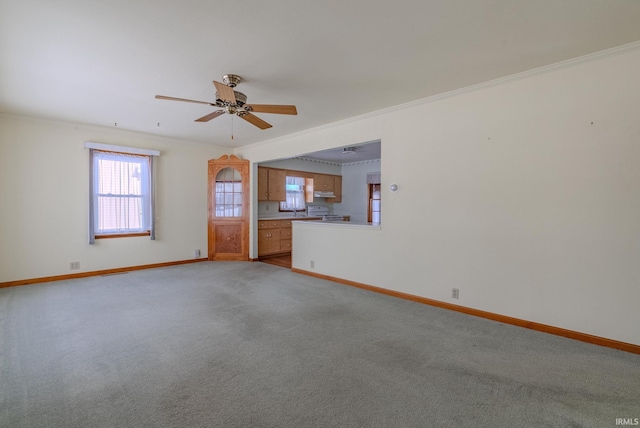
[85, 142, 159, 244]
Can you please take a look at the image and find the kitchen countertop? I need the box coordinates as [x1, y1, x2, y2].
[258, 216, 322, 221]
[292, 220, 381, 230]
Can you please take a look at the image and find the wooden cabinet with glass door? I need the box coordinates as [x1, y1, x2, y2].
[208, 155, 249, 261]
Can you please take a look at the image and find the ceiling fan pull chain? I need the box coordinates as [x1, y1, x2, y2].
[231, 115, 234, 140]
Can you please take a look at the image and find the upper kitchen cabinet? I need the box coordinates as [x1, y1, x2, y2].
[313, 174, 335, 193]
[258, 167, 286, 201]
[312, 173, 342, 202]
[333, 175, 342, 203]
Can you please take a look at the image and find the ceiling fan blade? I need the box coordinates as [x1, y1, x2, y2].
[155, 95, 212, 105]
[240, 113, 272, 130]
[195, 110, 225, 122]
[246, 104, 297, 115]
[213, 80, 236, 104]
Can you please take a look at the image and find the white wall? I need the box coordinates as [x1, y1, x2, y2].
[0, 115, 227, 282]
[238, 45, 640, 345]
[335, 160, 381, 222]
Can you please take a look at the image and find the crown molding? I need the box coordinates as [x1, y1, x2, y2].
[236, 40, 640, 153]
[293, 157, 381, 167]
[294, 157, 342, 166]
[342, 159, 381, 167]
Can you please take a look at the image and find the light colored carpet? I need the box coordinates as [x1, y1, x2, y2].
[1, 262, 638, 427]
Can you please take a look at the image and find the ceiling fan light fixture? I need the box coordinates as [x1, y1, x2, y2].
[222, 74, 241, 88]
[343, 147, 357, 155]
[155, 74, 296, 131]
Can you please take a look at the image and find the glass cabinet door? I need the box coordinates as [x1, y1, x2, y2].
[214, 167, 243, 217]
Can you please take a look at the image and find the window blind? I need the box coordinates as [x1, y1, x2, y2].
[366, 172, 381, 184]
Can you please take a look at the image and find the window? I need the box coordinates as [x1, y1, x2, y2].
[367, 172, 381, 224]
[279, 176, 306, 212]
[88, 148, 155, 242]
[368, 183, 381, 224]
[215, 167, 243, 217]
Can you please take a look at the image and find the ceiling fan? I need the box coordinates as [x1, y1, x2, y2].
[155, 74, 297, 130]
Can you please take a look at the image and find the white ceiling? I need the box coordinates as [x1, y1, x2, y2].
[2, 1, 640, 149]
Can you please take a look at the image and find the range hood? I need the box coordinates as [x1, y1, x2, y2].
[313, 191, 336, 198]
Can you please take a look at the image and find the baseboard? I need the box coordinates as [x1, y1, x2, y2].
[0, 258, 210, 288]
[291, 268, 640, 355]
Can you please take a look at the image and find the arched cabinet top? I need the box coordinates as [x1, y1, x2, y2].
[210, 154, 246, 163]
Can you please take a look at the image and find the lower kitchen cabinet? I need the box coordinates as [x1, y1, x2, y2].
[258, 228, 281, 255]
[258, 219, 290, 256]
[257, 218, 319, 257]
[279, 220, 292, 253]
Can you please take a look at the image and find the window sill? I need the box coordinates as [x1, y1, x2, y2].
[95, 231, 151, 239]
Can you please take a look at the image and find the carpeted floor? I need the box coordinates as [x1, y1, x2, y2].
[1, 262, 638, 427]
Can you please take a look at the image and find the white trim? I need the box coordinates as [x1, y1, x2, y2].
[293, 157, 381, 167]
[343, 159, 381, 167]
[294, 157, 341, 166]
[84, 141, 160, 156]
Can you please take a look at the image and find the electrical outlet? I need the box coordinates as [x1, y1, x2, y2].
[310, 260, 315, 269]
[70, 261, 80, 270]
[452, 288, 459, 299]
[194, 249, 200, 258]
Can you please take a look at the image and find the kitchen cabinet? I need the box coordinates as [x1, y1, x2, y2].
[258, 219, 288, 256]
[258, 220, 281, 255]
[257, 218, 319, 257]
[333, 176, 342, 203]
[311, 173, 342, 202]
[258, 166, 342, 203]
[258, 167, 286, 201]
[279, 220, 292, 253]
[258, 228, 281, 255]
[208, 155, 249, 261]
[313, 174, 335, 193]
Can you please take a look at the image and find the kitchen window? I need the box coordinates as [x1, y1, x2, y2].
[280, 176, 306, 211]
